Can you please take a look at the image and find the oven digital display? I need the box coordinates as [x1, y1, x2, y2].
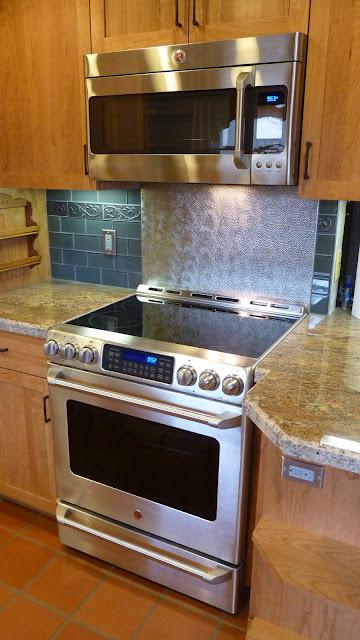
[123, 349, 158, 366]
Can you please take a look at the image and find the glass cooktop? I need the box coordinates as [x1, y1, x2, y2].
[66, 294, 298, 360]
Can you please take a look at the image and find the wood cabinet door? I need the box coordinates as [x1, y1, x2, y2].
[189, 0, 310, 42]
[0, 369, 56, 515]
[90, 0, 189, 52]
[299, 0, 360, 200]
[0, 0, 92, 190]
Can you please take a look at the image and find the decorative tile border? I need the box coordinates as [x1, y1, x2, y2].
[47, 201, 141, 221]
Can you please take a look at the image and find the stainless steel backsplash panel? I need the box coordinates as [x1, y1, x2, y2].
[142, 184, 318, 305]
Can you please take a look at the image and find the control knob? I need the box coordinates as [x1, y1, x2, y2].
[62, 343, 77, 360]
[177, 365, 197, 386]
[43, 340, 59, 357]
[222, 375, 244, 396]
[78, 346, 97, 364]
[198, 370, 220, 391]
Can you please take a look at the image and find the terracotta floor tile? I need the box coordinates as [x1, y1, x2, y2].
[25, 554, 103, 614]
[0, 584, 15, 609]
[0, 594, 63, 639]
[136, 600, 217, 640]
[223, 602, 249, 631]
[22, 515, 63, 551]
[217, 622, 246, 639]
[76, 575, 159, 639]
[55, 621, 106, 640]
[0, 526, 14, 548]
[0, 500, 36, 532]
[0, 536, 55, 588]
[64, 546, 112, 572]
[163, 589, 224, 619]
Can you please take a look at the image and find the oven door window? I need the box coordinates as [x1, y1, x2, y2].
[67, 400, 220, 521]
[89, 89, 237, 155]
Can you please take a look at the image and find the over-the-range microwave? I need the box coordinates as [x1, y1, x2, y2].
[85, 33, 306, 186]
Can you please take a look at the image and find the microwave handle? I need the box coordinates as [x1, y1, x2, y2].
[234, 70, 254, 169]
[48, 369, 242, 429]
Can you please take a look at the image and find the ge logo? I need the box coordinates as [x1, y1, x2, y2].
[173, 49, 186, 64]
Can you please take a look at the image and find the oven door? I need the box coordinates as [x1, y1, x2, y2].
[86, 65, 254, 184]
[48, 365, 250, 565]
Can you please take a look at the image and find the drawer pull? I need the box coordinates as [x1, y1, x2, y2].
[175, 0, 182, 27]
[43, 395, 51, 423]
[0, 347, 9, 353]
[303, 141, 312, 180]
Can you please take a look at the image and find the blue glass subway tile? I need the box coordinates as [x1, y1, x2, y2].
[50, 248, 62, 264]
[128, 272, 142, 288]
[47, 201, 68, 216]
[127, 190, 141, 205]
[62, 250, 87, 266]
[101, 270, 128, 287]
[49, 232, 74, 249]
[61, 217, 86, 234]
[46, 190, 71, 201]
[75, 267, 101, 284]
[88, 253, 115, 269]
[98, 189, 127, 204]
[72, 190, 98, 203]
[74, 235, 100, 251]
[85, 220, 113, 236]
[115, 255, 142, 272]
[114, 221, 141, 239]
[51, 263, 75, 280]
[128, 239, 141, 257]
[47, 216, 60, 232]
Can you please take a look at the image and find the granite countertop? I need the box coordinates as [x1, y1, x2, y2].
[0, 280, 133, 338]
[244, 309, 360, 474]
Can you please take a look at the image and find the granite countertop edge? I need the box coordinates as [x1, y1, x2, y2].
[0, 318, 48, 339]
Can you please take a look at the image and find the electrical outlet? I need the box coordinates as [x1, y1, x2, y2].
[281, 455, 324, 488]
[102, 229, 116, 256]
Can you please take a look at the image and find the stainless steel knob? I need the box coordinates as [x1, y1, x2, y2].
[62, 343, 77, 360]
[222, 375, 244, 396]
[78, 346, 96, 364]
[198, 370, 220, 391]
[177, 365, 197, 386]
[43, 340, 59, 357]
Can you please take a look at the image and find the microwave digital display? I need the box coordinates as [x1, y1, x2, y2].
[244, 85, 287, 153]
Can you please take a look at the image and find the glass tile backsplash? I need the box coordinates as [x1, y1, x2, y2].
[46, 189, 142, 288]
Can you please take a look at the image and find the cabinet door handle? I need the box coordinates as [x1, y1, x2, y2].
[83, 144, 89, 176]
[0, 347, 8, 353]
[175, 0, 182, 27]
[43, 395, 51, 424]
[192, 0, 199, 26]
[303, 141, 312, 180]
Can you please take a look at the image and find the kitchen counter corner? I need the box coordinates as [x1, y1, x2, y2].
[0, 280, 133, 338]
[244, 309, 360, 473]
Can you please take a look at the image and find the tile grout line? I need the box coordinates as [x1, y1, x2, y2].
[129, 589, 167, 640]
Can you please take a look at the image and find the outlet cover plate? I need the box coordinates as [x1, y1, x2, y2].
[102, 229, 116, 256]
[281, 455, 324, 488]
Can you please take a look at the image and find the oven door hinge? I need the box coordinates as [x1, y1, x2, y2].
[43, 395, 51, 424]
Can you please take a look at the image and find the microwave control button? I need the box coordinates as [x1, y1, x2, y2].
[177, 365, 197, 386]
[276, 161, 282, 168]
[43, 340, 59, 357]
[199, 370, 220, 391]
[255, 161, 262, 168]
[79, 346, 97, 364]
[266, 161, 272, 168]
[222, 375, 244, 396]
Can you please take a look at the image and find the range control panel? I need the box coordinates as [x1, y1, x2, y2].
[102, 344, 174, 384]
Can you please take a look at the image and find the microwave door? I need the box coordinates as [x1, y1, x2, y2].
[86, 66, 255, 184]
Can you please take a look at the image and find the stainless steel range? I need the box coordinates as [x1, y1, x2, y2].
[44, 285, 303, 613]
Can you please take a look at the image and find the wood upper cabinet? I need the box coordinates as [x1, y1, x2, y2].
[298, 0, 360, 200]
[0, 0, 92, 190]
[0, 368, 56, 515]
[90, 0, 189, 52]
[189, 0, 310, 42]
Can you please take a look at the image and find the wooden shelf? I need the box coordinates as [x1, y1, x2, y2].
[253, 517, 360, 611]
[0, 225, 39, 241]
[247, 617, 307, 640]
[0, 255, 41, 274]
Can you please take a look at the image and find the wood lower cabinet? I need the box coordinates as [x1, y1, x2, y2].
[0, 0, 92, 190]
[90, 0, 189, 52]
[189, 0, 310, 42]
[0, 363, 56, 515]
[299, 0, 360, 200]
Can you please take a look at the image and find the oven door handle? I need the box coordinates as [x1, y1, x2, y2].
[48, 371, 242, 429]
[234, 70, 254, 169]
[59, 506, 232, 585]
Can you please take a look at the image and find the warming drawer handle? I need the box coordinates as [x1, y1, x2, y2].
[48, 371, 242, 429]
[234, 70, 254, 170]
[59, 508, 232, 585]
